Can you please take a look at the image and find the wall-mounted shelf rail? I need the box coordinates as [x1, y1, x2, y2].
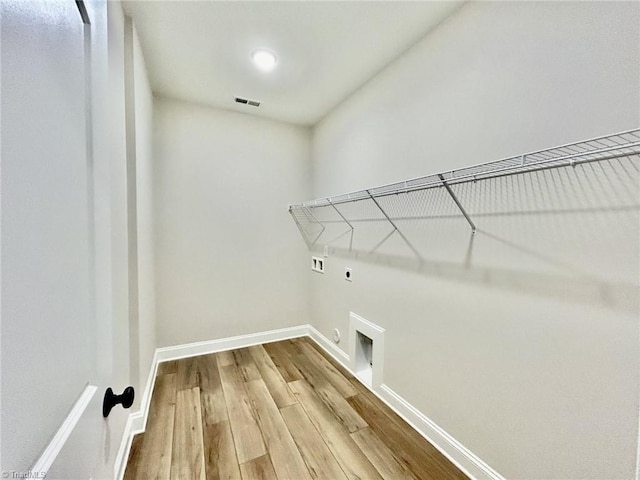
[289, 129, 640, 255]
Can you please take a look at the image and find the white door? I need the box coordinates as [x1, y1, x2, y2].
[1, 1, 130, 478]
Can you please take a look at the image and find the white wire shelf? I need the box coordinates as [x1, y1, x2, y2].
[289, 128, 640, 253]
[291, 129, 640, 209]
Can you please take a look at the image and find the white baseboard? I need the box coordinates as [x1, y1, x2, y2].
[307, 325, 505, 480]
[115, 324, 503, 480]
[154, 324, 309, 363]
[377, 385, 503, 480]
[32, 384, 97, 475]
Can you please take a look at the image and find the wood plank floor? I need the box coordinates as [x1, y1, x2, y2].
[124, 338, 468, 480]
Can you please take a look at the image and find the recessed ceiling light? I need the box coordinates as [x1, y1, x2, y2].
[252, 49, 277, 72]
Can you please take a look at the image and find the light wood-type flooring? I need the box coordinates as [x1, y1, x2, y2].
[124, 337, 468, 480]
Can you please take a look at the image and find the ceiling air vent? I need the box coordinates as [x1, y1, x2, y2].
[235, 96, 261, 107]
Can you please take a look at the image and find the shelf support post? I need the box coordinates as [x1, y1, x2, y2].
[438, 174, 477, 234]
[366, 190, 422, 259]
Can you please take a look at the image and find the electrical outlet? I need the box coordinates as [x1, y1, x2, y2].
[311, 256, 325, 273]
[345, 267, 352, 281]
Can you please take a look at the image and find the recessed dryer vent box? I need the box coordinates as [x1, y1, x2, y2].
[349, 312, 385, 388]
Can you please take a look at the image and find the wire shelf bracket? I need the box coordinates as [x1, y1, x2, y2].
[290, 205, 325, 247]
[328, 198, 354, 251]
[437, 173, 477, 234]
[366, 190, 423, 259]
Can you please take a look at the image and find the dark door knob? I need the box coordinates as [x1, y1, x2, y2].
[102, 386, 135, 417]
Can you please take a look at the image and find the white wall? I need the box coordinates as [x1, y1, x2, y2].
[311, 2, 639, 479]
[153, 97, 311, 346]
